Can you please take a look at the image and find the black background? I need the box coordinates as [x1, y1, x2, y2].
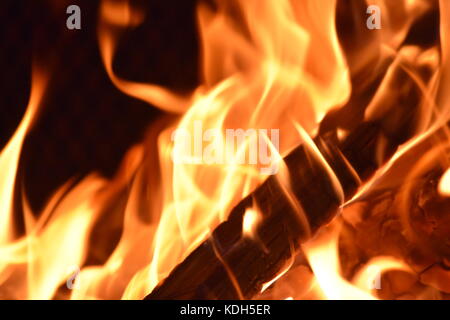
[0, 0, 198, 212]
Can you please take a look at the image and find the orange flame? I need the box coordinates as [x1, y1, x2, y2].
[1, 0, 449, 300]
[0, 67, 47, 245]
[302, 222, 411, 300]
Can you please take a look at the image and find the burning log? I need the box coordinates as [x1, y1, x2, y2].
[144, 42, 436, 299]
[145, 120, 412, 299]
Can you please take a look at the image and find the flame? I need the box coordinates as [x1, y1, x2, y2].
[121, 0, 352, 299]
[302, 222, 412, 300]
[438, 168, 450, 196]
[98, 0, 191, 113]
[352, 256, 412, 291]
[303, 224, 376, 300]
[23, 176, 105, 299]
[2, 0, 449, 300]
[242, 208, 261, 239]
[0, 65, 110, 299]
[0, 67, 47, 245]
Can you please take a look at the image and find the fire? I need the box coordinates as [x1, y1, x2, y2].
[242, 208, 261, 239]
[0, 67, 47, 245]
[98, 0, 190, 113]
[302, 222, 411, 300]
[1, 0, 450, 300]
[98, 0, 351, 299]
[303, 224, 376, 300]
[438, 168, 450, 196]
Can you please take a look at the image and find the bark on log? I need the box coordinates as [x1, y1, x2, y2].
[144, 53, 428, 299]
[144, 119, 408, 299]
[141, 9, 437, 299]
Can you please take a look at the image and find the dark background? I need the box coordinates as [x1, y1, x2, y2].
[0, 0, 199, 211]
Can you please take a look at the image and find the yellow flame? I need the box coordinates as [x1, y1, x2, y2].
[438, 168, 450, 196]
[2, 0, 444, 301]
[134, 0, 353, 299]
[353, 256, 412, 291]
[302, 221, 413, 300]
[303, 224, 376, 300]
[98, 0, 191, 113]
[0, 68, 47, 245]
[0, 175, 106, 299]
[242, 208, 261, 238]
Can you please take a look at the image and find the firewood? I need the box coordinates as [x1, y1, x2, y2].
[145, 53, 431, 299]
[144, 120, 406, 299]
